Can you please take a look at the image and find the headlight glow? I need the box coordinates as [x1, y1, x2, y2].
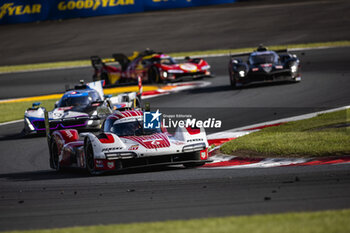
[291, 65, 298, 73]
[182, 143, 206, 153]
[167, 70, 184, 73]
[162, 71, 168, 78]
[239, 70, 246, 77]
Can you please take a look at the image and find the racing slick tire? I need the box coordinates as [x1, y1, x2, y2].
[183, 151, 205, 168]
[148, 66, 161, 83]
[84, 138, 98, 175]
[229, 71, 237, 89]
[49, 138, 60, 171]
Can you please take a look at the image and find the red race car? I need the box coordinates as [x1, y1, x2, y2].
[91, 49, 212, 85]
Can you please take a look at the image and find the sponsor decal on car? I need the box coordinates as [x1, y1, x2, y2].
[107, 161, 115, 169]
[128, 145, 139, 150]
[180, 64, 197, 72]
[200, 150, 208, 160]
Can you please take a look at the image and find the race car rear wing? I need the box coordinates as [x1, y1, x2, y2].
[230, 49, 288, 58]
[90, 56, 116, 69]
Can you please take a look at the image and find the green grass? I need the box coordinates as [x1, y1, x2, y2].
[220, 109, 350, 157]
[1, 41, 349, 74]
[4, 209, 350, 233]
[0, 99, 58, 123]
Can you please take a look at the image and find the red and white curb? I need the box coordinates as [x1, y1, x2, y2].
[204, 105, 350, 169]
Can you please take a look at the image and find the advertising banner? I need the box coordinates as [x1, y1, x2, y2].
[0, 0, 237, 25]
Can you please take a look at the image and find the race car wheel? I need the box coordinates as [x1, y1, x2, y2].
[84, 138, 97, 175]
[230, 72, 237, 89]
[148, 66, 160, 83]
[50, 139, 60, 171]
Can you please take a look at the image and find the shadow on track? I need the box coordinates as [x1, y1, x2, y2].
[0, 131, 45, 141]
[0, 166, 185, 182]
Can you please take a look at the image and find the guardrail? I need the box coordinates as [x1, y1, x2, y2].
[0, 0, 237, 25]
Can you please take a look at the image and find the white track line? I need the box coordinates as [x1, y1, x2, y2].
[0, 119, 23, 126]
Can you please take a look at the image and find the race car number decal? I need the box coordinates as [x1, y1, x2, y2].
[180, 64, 197, 72]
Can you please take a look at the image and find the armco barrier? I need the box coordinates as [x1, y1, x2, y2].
[0, 0, 237, 25]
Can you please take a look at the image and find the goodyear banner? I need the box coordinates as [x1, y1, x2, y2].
[0, 0, 237, 25]
[144, 0, 237, 11]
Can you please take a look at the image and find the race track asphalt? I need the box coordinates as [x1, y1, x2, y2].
[0, 0, 349, 66]
[0, 47, 349, 231]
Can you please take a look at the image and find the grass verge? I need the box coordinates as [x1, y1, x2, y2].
[0, 99, 58, 123]
[0, 41, 349, 74]
[4, 209, 350, 233]
[220, 109, 350, 157]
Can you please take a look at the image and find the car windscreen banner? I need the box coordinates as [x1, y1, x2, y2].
[0, 0, 237, 25]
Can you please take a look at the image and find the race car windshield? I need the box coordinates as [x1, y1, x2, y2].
[249, 53, 278, 65]
[160, 57, 177, 65]
[106, 119, 161, 137]
[58, 96, 90, 107]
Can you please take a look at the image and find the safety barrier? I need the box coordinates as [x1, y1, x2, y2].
[0, 0, 237, 25]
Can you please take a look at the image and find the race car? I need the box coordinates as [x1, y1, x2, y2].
[23, 81, 140, 135]
[91, 49, 212, 85]
[228, 45, 301, 88]
[48, 110, 209, 175]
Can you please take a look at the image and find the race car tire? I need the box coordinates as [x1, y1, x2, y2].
[50, 139, 60, 171]
[84, 138, 97, 175]
[148, 66, 160, 83]
[229, 72, 237, 89]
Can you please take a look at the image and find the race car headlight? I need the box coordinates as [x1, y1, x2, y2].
[105, 152, 136, 160]
[182, 143, 206, 153]
[201, 65, 211, 70]
[239, 70, 246, 77]
[162, 71, 168, 78]
[167, 70, 184, 73]
[291, 64, 298, 73]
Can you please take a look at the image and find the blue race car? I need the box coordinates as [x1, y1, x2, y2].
[23, 81, 112, 135]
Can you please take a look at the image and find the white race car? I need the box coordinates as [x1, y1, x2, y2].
[48, 110, 209, 174]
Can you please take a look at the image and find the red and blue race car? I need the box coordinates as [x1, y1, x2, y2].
[91, 49, 212, 85]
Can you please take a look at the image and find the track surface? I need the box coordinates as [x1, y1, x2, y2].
[0, 0, 349, 66]
[0, 47, 349, 231]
